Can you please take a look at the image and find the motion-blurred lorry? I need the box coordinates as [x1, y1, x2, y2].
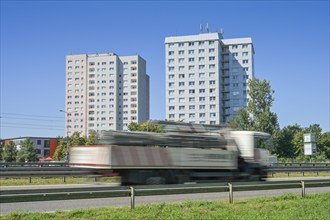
[70, 122, 271, 185]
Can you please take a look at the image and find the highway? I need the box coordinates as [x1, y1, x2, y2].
[1, 177, 329, 214]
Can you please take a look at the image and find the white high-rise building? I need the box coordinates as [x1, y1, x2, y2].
[165, 32, 254, 125]
[65, 53, 149, 136]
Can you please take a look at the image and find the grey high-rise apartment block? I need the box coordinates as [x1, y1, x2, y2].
[65, 53, 149, 136]
[165, 32, 254, 125]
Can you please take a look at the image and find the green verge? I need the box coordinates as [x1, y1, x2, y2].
[268, 172, 330, 178]
[2, 192, 330, 220]
[0, 176, 119, 186]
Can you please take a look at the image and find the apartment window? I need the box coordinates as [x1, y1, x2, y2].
[189, 105, 195, 110]
[179, 106, 185, 110]
[243, 83, 247, 87]
[209, 80, 215, 85]
[179, 50, 184, 55]
[169, 98, 174, 103]
[209, 48, 215, 53]
[68, 60, 72, 64]
[168, 67, 174, 71]
[199, 97, 205, 102]
[179, 114, 185, 119]
[210, 113, 216, 117]
[189, 81, 195, 86]
[199, 81, 205, 86]
[242, 44, 248, 48]
[232, 45, 238, 49]
[188, 42, 194, 46]
[199, 65, 205, 70]
[233, 83, 239, 87]
[188, 58, 194, 62]
[189, 89, 195, 94]
[242, 52, 248, 56]
[199, 105, 205, 110]
[199, 57, 205, 62]
[199, 49, 205, 54]
[169, 74, 174, 79]
[168, 59, 174, 63]
[168, 43, 174, 48]
[169, 51, 174, 55]
[179, 82, 185, 86]
[188, 65, 194, 70]
[233, 75, 238, 79]
[199, 113, 205, 118]
[243, 75, 249, 79]
[131, 60, 137, 64]
[209, 88, 216, 93]
[178, 42, 184, 47]
[209, 64, 215, 69]
[199, 41, 204, 46]
[233, 91, 239, 96]
[178, 74, 185, 79]
[179, 58, 184, 63]
[209, 41, 214, 45]
[179, 90, 185, 95]
[233, 52, 238, 56]
[188, 50, 194, 54]
[89, 62, 95, 66]
[169, 82, 174, 87]
[179, 66, 184, 71]
[209, 72, 215, 77]
[210, 96, 216, 101]
[189, 73, 195, 78]
[210, 104, 216, 110]
[189, 97, 195, 102]
[169, 106, 175, 111]
[169, 114, 175, 119]
[189, 113, 195, 118]
[243, 67, 249, 71]
[199, 73, 205, 78]
[209, 56, 215, 61]
[199, 89, 205, 94]
[243, 60, 249, 64]
[179, 98, 185, 103]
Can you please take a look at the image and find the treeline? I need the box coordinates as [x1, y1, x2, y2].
[0, 139, 38, 162]
[227, 78, 329, 162]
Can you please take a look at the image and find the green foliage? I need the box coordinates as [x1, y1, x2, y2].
[273, 124, 302, 158]
[53, 138, 67, 161]
[227, 78, 279, 136]
[128, 121, 164, 133]
[86, 130, 97, 146]
[53, 132, 97, 161]
[2, 193, 330, 220]
[3, 141, 17, 162]
[16, 139, 37, 162]
[0, 141, 4, 161]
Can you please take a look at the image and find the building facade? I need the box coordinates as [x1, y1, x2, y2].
[165, 32, 254, 125]
[65, 53, 149, 136]
[3, 137, 58, 159]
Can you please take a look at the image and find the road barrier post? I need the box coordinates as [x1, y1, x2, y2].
[130, 186, 135, 209]
[228, 183, 233, 204]
[64, 177, 66, 183]
[301, 181, 305, 198]
[29, 177, 32, 183]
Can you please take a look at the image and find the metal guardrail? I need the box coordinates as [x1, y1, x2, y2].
[269, 163, 329, 167]
[1, 180, 329, 205]
[0, 162, 68, 168]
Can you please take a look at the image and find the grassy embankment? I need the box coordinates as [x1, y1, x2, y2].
[0, 172, 329, 186]
[1, 192, 330, 220]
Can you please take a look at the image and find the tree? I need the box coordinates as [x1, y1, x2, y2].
[128, 121, 164, 133]
[3, 141, 17, 162]
[0, 141, 4, 161]
[273, 124, 302, 158]
[53, 137, 67, 161]
[17, 139, 37, 162]
[227, 78, 279, 136]
[86, 130, 97, 145]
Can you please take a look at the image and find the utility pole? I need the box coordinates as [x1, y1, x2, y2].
[59, 110, 77, 161]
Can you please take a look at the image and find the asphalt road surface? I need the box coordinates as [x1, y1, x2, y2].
[1, 186, 329, 214]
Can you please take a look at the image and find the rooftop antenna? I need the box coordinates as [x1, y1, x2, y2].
[200, 24, 203, 33]
[220, 28, 224, 35]
[206, 23, 209, 32]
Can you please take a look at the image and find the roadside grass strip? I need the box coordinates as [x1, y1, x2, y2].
[1, 192, 329, 220]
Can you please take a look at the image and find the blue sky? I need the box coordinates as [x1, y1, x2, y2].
[1, 1, 329, 139]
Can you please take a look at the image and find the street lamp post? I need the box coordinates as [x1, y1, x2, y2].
[59, 110, 77, 161]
